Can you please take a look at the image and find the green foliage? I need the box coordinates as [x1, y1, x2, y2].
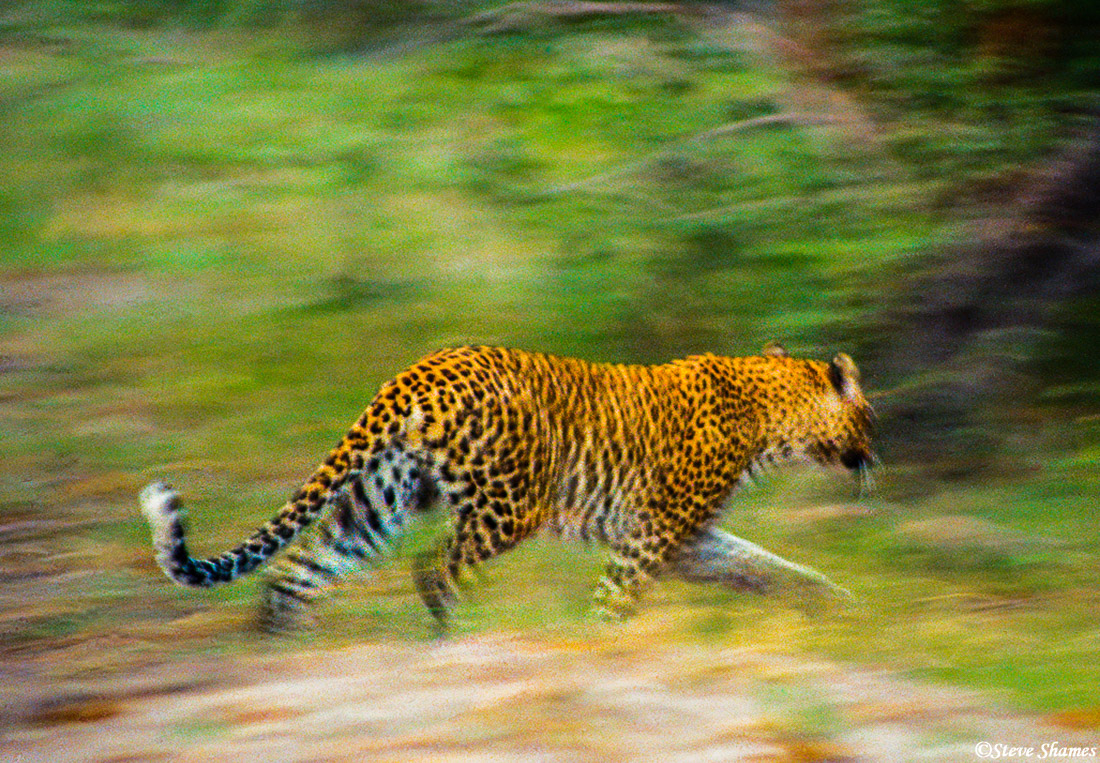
[811, 0, 1100, 190]
[0, 0, 448, 29]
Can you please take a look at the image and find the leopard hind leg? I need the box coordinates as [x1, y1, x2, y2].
[412, 482, 532, 635]
[259, 442, 433, 632]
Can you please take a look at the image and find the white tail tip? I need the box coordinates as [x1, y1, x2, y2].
[140, 481, 181, 526]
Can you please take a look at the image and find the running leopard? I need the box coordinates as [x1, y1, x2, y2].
[140, 344, 874, 631]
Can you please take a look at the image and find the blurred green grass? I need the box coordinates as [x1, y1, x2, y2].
[0, 8, 1097, 724]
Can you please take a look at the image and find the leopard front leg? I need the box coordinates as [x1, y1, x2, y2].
[591, 499, 700, 621]
[592, 549, 658, 621]
[671, 526, 851, 613]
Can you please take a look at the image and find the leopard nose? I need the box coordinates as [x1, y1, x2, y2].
[840, 449, 874, 470]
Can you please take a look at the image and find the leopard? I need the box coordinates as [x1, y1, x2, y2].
[139, 343, 874, 632]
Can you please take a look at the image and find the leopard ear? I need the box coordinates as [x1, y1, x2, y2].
[762, 342, 788, 358]
[829, 353, 861, 401]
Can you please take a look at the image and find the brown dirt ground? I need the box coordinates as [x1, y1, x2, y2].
[3, 626, 1096, 763]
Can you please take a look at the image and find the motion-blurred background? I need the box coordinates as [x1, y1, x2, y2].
[1, 0, 1098, 741]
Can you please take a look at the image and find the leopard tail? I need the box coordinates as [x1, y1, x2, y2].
[139, 432, 369, 588]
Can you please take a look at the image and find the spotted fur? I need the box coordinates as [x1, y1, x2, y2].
[140, 344, 874, 630]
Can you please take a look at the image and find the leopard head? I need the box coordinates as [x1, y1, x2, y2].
[749, 346, 876, 476]
[814, 352, 876, 473]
